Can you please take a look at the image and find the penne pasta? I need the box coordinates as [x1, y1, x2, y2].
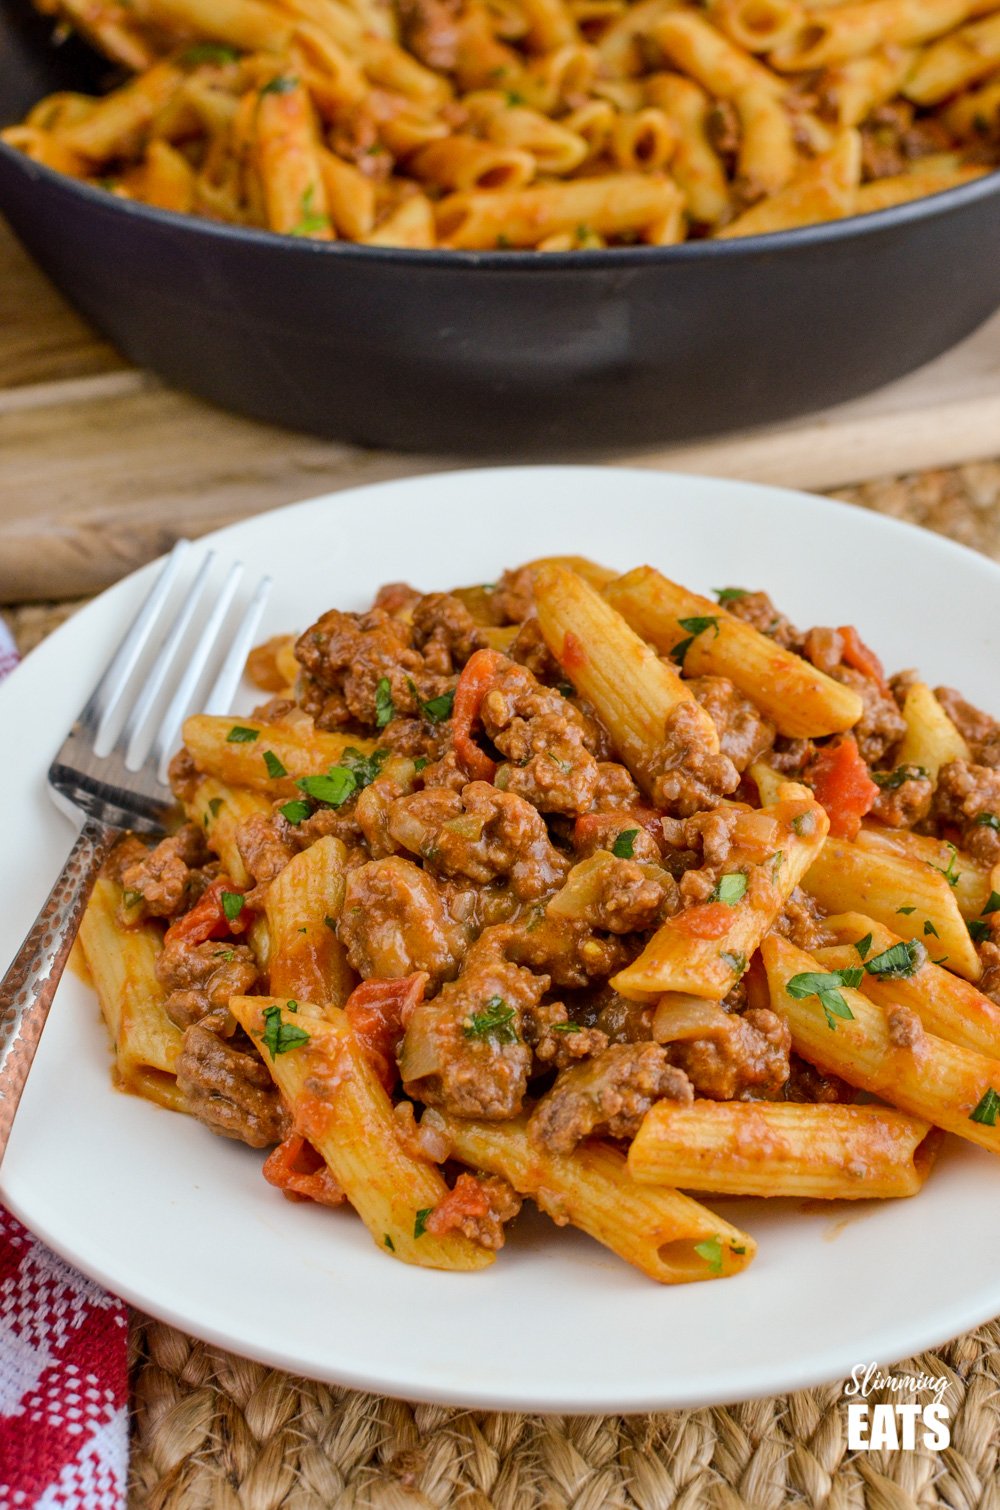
[716, 128, 860, 237]
[628, 1099, 938, 1198]
[264, 835, 356, 1007]
[229, 997, 495, 1269]
[894, 680, 971, 780]
[762, 934, 1000, 1158]
[603, 566, 863, 736]
[182, 713, 376, 794]
[427, 1109, 757, 1282]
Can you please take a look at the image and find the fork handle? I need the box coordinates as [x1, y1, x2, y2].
[0, 817, 119, 1163]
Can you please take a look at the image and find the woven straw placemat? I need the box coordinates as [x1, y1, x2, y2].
[6, 460, 1000, 1510]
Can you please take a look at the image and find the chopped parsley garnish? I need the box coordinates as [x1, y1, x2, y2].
[324, 915, 337, 931]
[290, 183, 330, 237]
[384, 1233, 395, 1251]
[970, 1087, 1000, 1127]
[207, 796, 224, 818]
[864, 939, 924, 979]
[969, 918, 990, 943]
[786, 969, 862, 1030]
[714, 588, 748, 604]
[297, 768, 357, 807]
[505, 89, 525, 105]
[260, 74, 298, 94]
[870, 764, 929, 789]
[260, 1004, 310, 1059]
[896, 906, 916, 915]
[262, 749, 287, 779]
[975, 812, 1000, 831]
[226, 725, 258, 743]
[221, 890, 245, 922]
[984, 891, 1000, 916]
[339, 746, 389, 790]
[612, 828, 639, 859]
[670, 615, 720, 665]
[932, 843, 960, 887]
[924, 920, 939, 938]
[552, 1022, 583, 1034]
[375, 677, 394, 728]
[463, 996, 518, 1044]
[280, 798, 312, 825]
[791, 812, 815, 836]
[181, 42, 240, 64]
[122, 888, 143, 909]
[721, 951, 747, 975]
[694, 1237, 723, 1275]
[413, 756, 430, 773]
[854, 932, 873, 961]
[286, 999, 299, 1013]
[413, 1208, 433, 1239]
[771, 850, 784, 878]
[406, 677, 455, 725]
[214, 948, 234, 960]
[709, 872, 747, 906]
[556, 681, 575, 698]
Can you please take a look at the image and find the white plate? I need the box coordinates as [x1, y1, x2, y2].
[3, 466, 1000, 1413]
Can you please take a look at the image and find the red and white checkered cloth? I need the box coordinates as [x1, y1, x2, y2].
[1, 617, 129, 1509]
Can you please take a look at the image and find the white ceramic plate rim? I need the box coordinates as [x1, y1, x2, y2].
[3, 466, 1000, 1414]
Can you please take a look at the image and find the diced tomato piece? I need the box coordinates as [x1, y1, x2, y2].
[452, 647, 504, 782]
[425, 1173, 489, 1236]
[837, 625, 889, 696]
[344, 973, 428, 1090]
[807, 736, 878, 839]
[263, 1134, 344, 1208]
[163, 875, 248, 948]
[673, 902, 734, 939]
[561, 631, 587, 672]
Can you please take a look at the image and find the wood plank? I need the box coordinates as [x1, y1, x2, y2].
[0, 216, 124, 389]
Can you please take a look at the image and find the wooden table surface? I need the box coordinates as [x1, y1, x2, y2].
[3, 212, 1000, 604]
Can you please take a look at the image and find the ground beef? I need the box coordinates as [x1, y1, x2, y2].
[555, 854, 676, 933]
[508, 616, 561, 681]
[590, 762, 643, 810]
[978, 941, 1000, 1005]
[294, 605, 451, 729]
[354, 767, 418, 858]
[373, 581, 422, 616]
[176, 1021, 288, 1148]
[887, 1004, 925, 1050]
[831, 666, 905, 766]
[573, 811, 662, 864]
[725, 590, 800, 650]
[934, 760, 1000, 864]
[410, 592, 484, 675]
[167, 747, 201, 805]
[480, 656, 604, 755]
[688, 675, 775, 772]
[935, 687, 1000, 767]
[399, 931, 541, 1118]
[505, 911, 636, 988]
[378, 716, 443, 760]
[236, 812, 296, 894]
[494, 710, 599, 814]
[666, 1008, 791, 1100]
[773, 887, 836, 952]
[784, 1056, 854, 1104]
[707, 99, 740, 160]
[768, 738, 814, 776]
[120, 824, 209, 918]
[870, 768, 934, 829]
[640, 701, 740, 817]
[388, 781, 569, 899]
[590, 987, 655, 1043]
[155, 938, 259, 1030]
[528, 1043, 693, 1154]
[397, 0, 462, 70]
[489, 564, 536, 624]
[522, 1000, 609, 1070]
[425, 1172, 522, 1250]
[338, 856, 464, 986]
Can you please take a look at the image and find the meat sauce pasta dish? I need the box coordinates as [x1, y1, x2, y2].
[75, 556, 1000, 1282]
[4, 0, 1000, 248]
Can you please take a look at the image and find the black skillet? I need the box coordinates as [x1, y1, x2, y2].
[2, 0, 999, 455]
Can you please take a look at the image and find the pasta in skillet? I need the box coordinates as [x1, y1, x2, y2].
[77, 556, 1000, 1281]
[3, 0, 998, 247]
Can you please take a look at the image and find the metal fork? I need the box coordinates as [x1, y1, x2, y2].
[0, 541, 271, 1161]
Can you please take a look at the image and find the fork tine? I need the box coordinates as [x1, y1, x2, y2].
[79, 539, 191, 738]
[203, 573, 273, 717]
[116, 551, 217, 768]
[150, 560, 244, 779]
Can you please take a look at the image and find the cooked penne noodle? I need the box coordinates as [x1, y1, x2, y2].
[229, 997, 494, 1269]
[770, 0, 982, 70]
[713, 0, 804, 52]
[435, 173, 684, 248]
[945, 75, 1000, 137]
[52, 61, 184, 161]
[818, 46, 918, 125]
[254, 75, 334, 239]
[854, 164, 987, 212]
[762, 934, 1000, 1157]
[734, 84, 798, 197]
[603, 566, 863, 736]
[533, 563, 721, 792]
[802, 830, 982, 980]
[904, 13, 1000, 104]
[628, 1099, 938, 1198]
[613, 783, 829, 1000]
[410, 134, 537, 191]
[716, 128, 860, 236]
[185, 776, 272, 886]
[894, 680, 971, 779]
[182, 713, 376, 794]
[853, 824, 990, 923]
[651, 10, 787, 96]
[645, 72, 731, 223]
[363, 192, 437, 246]
[264, 836, 356, 1007]
[79, 872, 186, 1112]
[428, 1109, 757, 1282]
[815, 912, 1000, 1059]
